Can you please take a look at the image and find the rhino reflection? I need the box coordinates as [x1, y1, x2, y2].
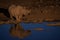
[10, 24, 31, 39]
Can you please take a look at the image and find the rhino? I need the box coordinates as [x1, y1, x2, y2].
[8, 4, 31, 23]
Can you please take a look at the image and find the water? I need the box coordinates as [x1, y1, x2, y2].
[0, 22, 60, 40]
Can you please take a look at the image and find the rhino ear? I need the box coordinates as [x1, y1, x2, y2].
[23, 6, 26, 9]
[10, 4, 16, 8]
[27, 9, 31, 15]
[28, 9, 31, 13]
[8, 4, 16, 10]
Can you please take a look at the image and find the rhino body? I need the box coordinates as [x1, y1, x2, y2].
[8, 5, 31, 23]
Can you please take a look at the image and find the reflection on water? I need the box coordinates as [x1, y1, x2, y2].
[0, 22, 60, 40]
[31, 28, 43, 31]
[10, 24, 31, 39]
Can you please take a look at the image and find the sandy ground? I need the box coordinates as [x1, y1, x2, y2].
[47, 22, 60, 26]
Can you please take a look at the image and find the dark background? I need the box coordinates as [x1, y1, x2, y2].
[0, 0, 60, 40]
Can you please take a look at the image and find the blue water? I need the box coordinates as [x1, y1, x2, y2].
[0, 22, 60, 40]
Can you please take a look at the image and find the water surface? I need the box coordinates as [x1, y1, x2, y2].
[0, 22, 60, 40]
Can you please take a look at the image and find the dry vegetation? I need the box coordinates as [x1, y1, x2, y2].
[0, 0, 60, 23]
